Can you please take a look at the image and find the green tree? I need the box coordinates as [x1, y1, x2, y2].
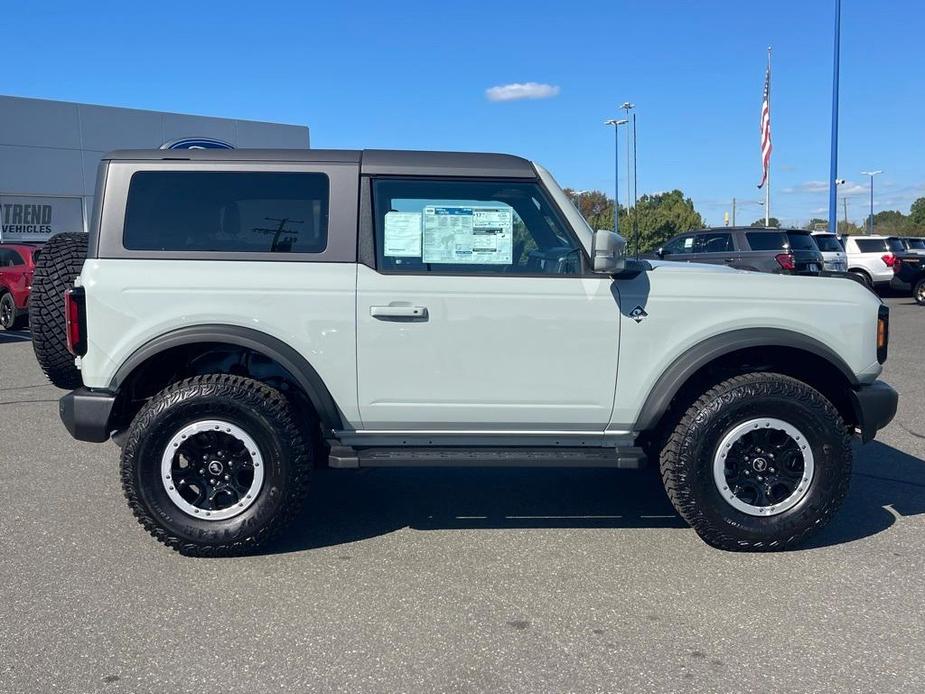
[866, 210, 910, 236]
[804, 218, 828, 231]
[630, 190, 704, 253]
[565, 188, 703, 253]
[837, 220, 864, 236]
[908, 197, 925, 234]
[750, 217, 781, 228]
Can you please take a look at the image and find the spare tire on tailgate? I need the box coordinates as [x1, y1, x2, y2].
[31, 232, 88, 389]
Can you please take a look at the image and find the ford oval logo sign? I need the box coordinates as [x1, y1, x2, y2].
[160, 137, 234, 150]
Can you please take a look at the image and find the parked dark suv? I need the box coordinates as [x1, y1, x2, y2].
[655, 227, 824, 275]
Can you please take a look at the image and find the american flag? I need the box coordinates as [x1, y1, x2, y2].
[757, 64, 772, 189]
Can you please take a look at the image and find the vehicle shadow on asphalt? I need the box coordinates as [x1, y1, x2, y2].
[265, 441, 925, 555]
[0, 329, 32, 344]
[804, 441, 925, 549]
[265, 466, 686, 555]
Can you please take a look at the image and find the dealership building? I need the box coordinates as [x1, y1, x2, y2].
[0, 95, 310, 242]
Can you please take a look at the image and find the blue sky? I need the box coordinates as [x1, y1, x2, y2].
[4, 0, 922, 226]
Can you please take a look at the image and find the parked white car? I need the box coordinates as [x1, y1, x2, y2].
[810, 232, 847, 273]
[843, 235, 895, 288]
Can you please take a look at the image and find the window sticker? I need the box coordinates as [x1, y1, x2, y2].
[383, 211, 422, 257]
[422, 206, 513, 264]
[683, 236, 694, 250]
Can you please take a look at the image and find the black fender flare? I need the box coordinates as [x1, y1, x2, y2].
[634, 328, 859, 431]
[111, 324, 344, 430]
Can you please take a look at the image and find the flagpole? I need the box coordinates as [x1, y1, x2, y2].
[828, 0, 841, 234]
[765, 46, 771, 227]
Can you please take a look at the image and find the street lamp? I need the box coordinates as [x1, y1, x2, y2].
[604, 118, 628, 235]
[620, 103, 635, 217]
[860, 170, 883, 235]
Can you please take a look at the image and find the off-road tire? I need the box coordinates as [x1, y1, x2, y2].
[659, 372, 852, 551]
[914, 278, 925, 306]
[30, 232, 88, 388]
[121, 374, 314, 556]
[0, 292, 27, 330]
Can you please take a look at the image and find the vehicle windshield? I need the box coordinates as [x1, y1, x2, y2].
[533, 163, 594, 240]
[785, 232, 818, 251]
[813, 235, 844, 252]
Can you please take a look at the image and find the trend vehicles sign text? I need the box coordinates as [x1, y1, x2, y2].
[0, 195, 85, 242]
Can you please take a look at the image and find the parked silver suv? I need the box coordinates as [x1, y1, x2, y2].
[810, 232, 847, 273]
[31, 149, 897, 556]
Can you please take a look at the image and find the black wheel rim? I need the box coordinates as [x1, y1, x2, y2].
[714, 418, 814, 517]
[0, 296, 13, 329]
[161, 420, 264, 520]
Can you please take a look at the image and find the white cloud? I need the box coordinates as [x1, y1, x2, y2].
[485, 82, 560, 102]
[783, 180, 868, 197]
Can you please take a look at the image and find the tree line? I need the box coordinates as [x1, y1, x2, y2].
[803, 197, 925, 236]
[564, 188, 703, 253]
[563, 189, 924, 249]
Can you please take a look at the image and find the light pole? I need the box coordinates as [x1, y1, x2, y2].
[604, 118, 628, 235]
[861, 170, 883, 234]
[620, 102, 635, 220]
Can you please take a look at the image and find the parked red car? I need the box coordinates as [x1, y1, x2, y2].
[0, 242, 43, 330]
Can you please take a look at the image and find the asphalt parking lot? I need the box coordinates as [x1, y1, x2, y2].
[1, 296, 923, 694]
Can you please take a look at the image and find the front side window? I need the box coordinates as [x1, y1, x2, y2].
[907, 238, 925, 250]
[372, 178, 582, 274]
[694, 232, 733, 253]
[662, 235, 693, 255]
[123, 172, 329, 253]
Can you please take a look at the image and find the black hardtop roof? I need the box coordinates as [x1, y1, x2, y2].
[101, 148, 537, 178]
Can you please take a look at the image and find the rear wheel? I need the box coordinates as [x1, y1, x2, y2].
[848, 269, 873, 289]
[30, 232, 88, 388]
[0, 292, 26, 330]
[121, 374, 315, 556]
[914, 278, 925, 306]
[659, 372, 852, 551]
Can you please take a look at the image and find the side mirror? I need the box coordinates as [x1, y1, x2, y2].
[591, 229, 627, 274]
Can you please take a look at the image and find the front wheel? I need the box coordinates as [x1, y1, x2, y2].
[121, 374, 315, 556]
[659, 372, 852, 551]
[914, 277, 925, 306]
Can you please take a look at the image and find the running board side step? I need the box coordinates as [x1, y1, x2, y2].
[327, 446, 647, 469]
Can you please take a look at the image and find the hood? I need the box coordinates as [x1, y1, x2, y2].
[647, 260, 741, 274]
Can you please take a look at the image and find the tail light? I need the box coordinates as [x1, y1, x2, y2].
[877, 304, 890, 364]
[64, 287, 87, 356]
[882, 254, 895, 268]
[775, 253, 795, 271]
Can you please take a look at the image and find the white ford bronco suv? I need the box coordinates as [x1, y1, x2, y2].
[31, 148, 897, 556]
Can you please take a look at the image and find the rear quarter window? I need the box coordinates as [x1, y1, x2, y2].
[854, 238, 888, 253]
[123, 171, 329, 253]
[744, 232, 786, 251]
